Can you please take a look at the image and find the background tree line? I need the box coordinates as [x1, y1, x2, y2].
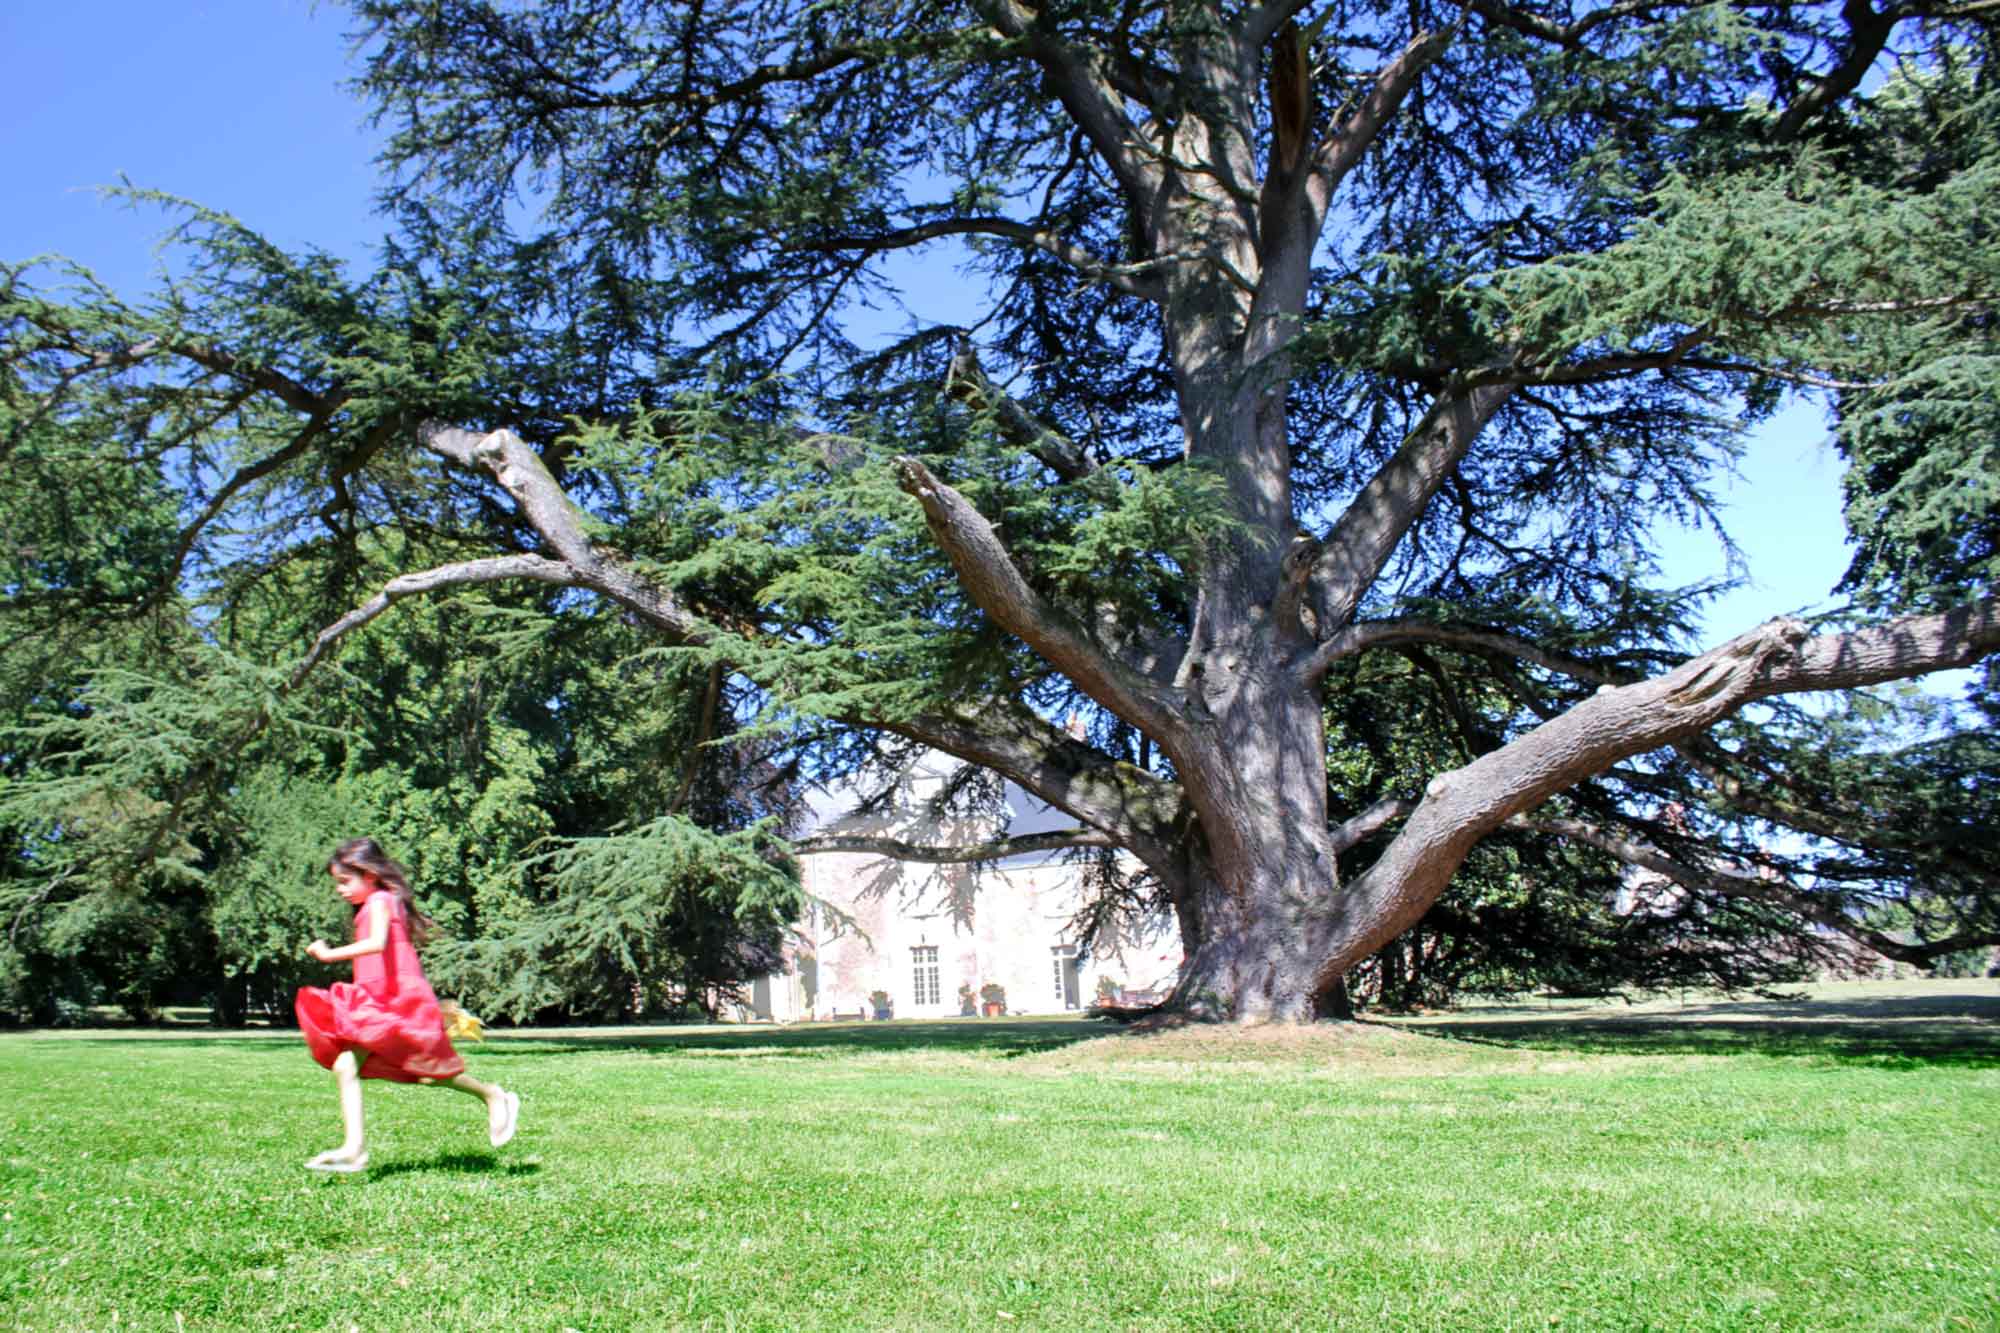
[0, 559, 802, 1024]
[3, 0, 1996, 1024]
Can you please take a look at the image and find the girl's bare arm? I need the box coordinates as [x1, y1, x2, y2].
[307, 898, 390, 963]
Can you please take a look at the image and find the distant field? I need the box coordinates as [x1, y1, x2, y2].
[3, 980, 1996, 1330]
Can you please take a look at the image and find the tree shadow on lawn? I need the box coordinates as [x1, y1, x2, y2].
[485, 1016, 1110, 1062]
[1390, 989, 2000, 1068]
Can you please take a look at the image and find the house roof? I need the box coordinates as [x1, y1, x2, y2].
[802, 750, 1090, 866]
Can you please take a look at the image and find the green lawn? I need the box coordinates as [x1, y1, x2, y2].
[3, 982, 1997, 1331]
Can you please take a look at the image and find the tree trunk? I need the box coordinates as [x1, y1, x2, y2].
[1160, 600, 2000, 1022]
[1166, 650, 1351, 1021]
[1378, 937, 1406, 1011]
[210, 974, 247, 1028]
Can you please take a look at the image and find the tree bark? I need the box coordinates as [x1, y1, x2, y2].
[1164, 663, 1347, 1020]
[347, 19, 2000, 1027]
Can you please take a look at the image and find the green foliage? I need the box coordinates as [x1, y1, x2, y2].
[1823, 67, 2000, 606]
[4, 0, 1998, 1021]
[0, 645, 316, 1021]
[0, 560, 800, 1023]
[431, 815, 799, 1022]
[204, 772, 374, 1014]
[1692, 688, 1999, 926]
[1489, 147, 1997, 365]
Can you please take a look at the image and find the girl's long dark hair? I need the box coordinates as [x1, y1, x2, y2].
[328, 837, 436, 946]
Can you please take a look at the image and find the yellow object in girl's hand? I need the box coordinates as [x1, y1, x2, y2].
[438, 1000, 485, 1042]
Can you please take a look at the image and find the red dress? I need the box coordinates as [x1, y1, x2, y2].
[296, 890, 464, 1083]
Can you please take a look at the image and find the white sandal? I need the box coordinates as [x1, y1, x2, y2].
[489, 1090, 520, 1148]
[304, 1151, 369, 1174]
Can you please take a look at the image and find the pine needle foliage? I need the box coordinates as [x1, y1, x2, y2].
[3, 0, 1998, 1020]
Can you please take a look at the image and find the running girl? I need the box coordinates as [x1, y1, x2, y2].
[295, 838, 518, 1172]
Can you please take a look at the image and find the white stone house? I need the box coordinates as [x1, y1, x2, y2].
[744, 753, 1182, 1022]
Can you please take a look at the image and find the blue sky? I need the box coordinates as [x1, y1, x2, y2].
[4, 1, 1864, 649]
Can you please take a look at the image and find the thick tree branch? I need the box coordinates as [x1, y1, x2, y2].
[944, 342, 1097, 482]
[160, 339, 339, 418]
[968, 0, 1158, 202]
[893, 456, 1195, 747]
[1307, 29, 1454, 205]
[876, 700, 1188, 880]
[1271, 531, 1322, 641]
[666, 662, 725, 818]
[794, 828, 1118, 863]
[1311, 599, 2000, 988]
[416, 423, 1191, 875]
[288, 554, 580, 687]
[1307, 383, 1514, 632]
[1464, 0, 1707, 51]
[1093, 601, 1192, 690]
[420, 423, 711, 640]
[1748, 600, 2000, 697]
[1774, 0, 1897, 143]
[1242, 1, 1321, 54]
[1329, 796, 1414, 855]
[1249, 26, 1453, 364]
[1508, 326, 1710, 386]
[279, 421, 1187, 906]
[942, 347, 1192, 685]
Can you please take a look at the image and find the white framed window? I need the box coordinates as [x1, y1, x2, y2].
[911, 945, 940, 1006]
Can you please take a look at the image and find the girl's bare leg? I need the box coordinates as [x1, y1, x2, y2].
[422, 1069, 514, 1143]
[439, 1070, 501, 1103]
[306, 1050, 367, 1165]
[334, 1050, 366, 1153]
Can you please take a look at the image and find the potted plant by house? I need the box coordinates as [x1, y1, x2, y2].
[957, 983, 977, 1017]
[979, 982, 1006, 1017]
[869, 989, 893, 1020]
[1092, 976, 1122, 1010]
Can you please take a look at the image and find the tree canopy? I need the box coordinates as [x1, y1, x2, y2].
[3, 0, 1996, 1022]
